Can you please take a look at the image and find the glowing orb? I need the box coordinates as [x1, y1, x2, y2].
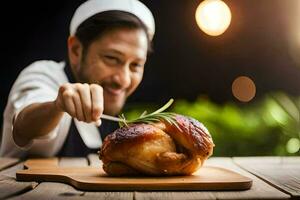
[232, 76, 256, 102]
[195, 0, 232, 36]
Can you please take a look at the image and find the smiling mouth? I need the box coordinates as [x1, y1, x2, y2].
[104, 87, 124, 96]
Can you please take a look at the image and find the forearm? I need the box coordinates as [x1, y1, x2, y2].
[13, 101, 64, 147]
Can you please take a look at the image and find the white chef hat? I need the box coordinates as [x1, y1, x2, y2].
[70, 0, 155, 40]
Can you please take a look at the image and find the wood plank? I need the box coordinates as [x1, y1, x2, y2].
[134, 158, 219, 200]
[135, 191, 216, 200]
[0, 157, 19, 171]
[0, 162, 37, 199]
[231, 157, 282, 164]
[24, 157, 59, 169]
[232, 156, 300, 165]
[11, 157, 89, 199]
[234, 157, 300, 199]
[1, 162, 25, 178]
[281, 156, 300, 164]
[135, 157, 290, 200]
[8, 182, 84, 200]
[10, 182, 133, 200]
[16, 158, 133, 199]
[206, 157, 290, 200]
[12, 157, 293, 199]
[85, 154, 133, 199]
[84, 192, 133, 200]
[0, 175, 37, 199]
[17, 165, 252, 191]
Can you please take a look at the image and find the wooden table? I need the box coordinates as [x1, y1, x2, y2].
[0, 156, 299, 200]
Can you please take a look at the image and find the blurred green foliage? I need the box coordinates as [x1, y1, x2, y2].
[124, 92, 300, 156]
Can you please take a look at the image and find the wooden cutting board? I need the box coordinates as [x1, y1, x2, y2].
[16, 159, 252, 191]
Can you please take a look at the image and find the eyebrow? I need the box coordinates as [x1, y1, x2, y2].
[106, 49, 124, 56]
[104, 49, 146, 61]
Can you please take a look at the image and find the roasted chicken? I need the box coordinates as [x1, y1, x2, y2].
[99, 114, 214, 176]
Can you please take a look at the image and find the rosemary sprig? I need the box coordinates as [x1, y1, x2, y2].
[118, 99, 180, 129]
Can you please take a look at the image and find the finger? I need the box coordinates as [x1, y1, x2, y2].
[90, 84, 104, 121]
[72, 92, 85, 121]
[59, 83, 72, 94]
[76, 83, 92, 122]
[56, 83, 72, 112]
[95, 119, 102, 127]
[62, 89, 76, 117]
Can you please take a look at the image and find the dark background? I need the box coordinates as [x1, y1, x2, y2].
[2, 0, 300, 123]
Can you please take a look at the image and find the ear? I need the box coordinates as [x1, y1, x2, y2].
[67, 36, 83, 69]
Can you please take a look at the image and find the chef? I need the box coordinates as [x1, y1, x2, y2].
[0, 0, 155, 158]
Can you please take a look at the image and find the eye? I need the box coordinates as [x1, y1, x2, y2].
[103, 55, 120, 65]
[131, 62, 143, 68]
[130, 63, 143, 72]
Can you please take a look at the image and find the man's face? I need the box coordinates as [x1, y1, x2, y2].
[75, 28, 148, 115]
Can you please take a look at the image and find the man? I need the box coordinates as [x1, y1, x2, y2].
[0, 0, 155, 158]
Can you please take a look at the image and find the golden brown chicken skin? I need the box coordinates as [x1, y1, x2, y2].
[99, 114, 214, 176]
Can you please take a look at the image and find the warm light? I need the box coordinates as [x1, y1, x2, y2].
[195, 0, 231, 36]
[232, 76, 256, 102]
[287, 0, 300, 66]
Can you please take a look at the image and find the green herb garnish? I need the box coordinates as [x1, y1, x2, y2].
[118, 99, 180, 129]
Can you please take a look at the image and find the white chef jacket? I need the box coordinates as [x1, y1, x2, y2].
[0, 60, 102, 158]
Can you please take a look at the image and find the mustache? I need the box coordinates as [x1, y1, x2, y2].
[100, 81, 123, 90]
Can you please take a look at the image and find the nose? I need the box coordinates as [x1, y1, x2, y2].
[112, 65, 131, 89]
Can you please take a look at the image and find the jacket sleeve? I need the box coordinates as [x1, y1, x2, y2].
[0, 61, 71, 158]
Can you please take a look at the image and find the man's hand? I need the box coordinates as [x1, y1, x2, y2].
[55, 83, 103, 126]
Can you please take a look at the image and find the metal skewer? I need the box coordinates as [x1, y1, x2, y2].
[100, 114, 124, 122]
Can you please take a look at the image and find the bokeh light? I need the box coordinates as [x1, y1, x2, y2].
[285, 0, 300, 67]
[232, 76, 256, 102]
[195, 0, 232, 36]
[286, 138, 300, 153]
